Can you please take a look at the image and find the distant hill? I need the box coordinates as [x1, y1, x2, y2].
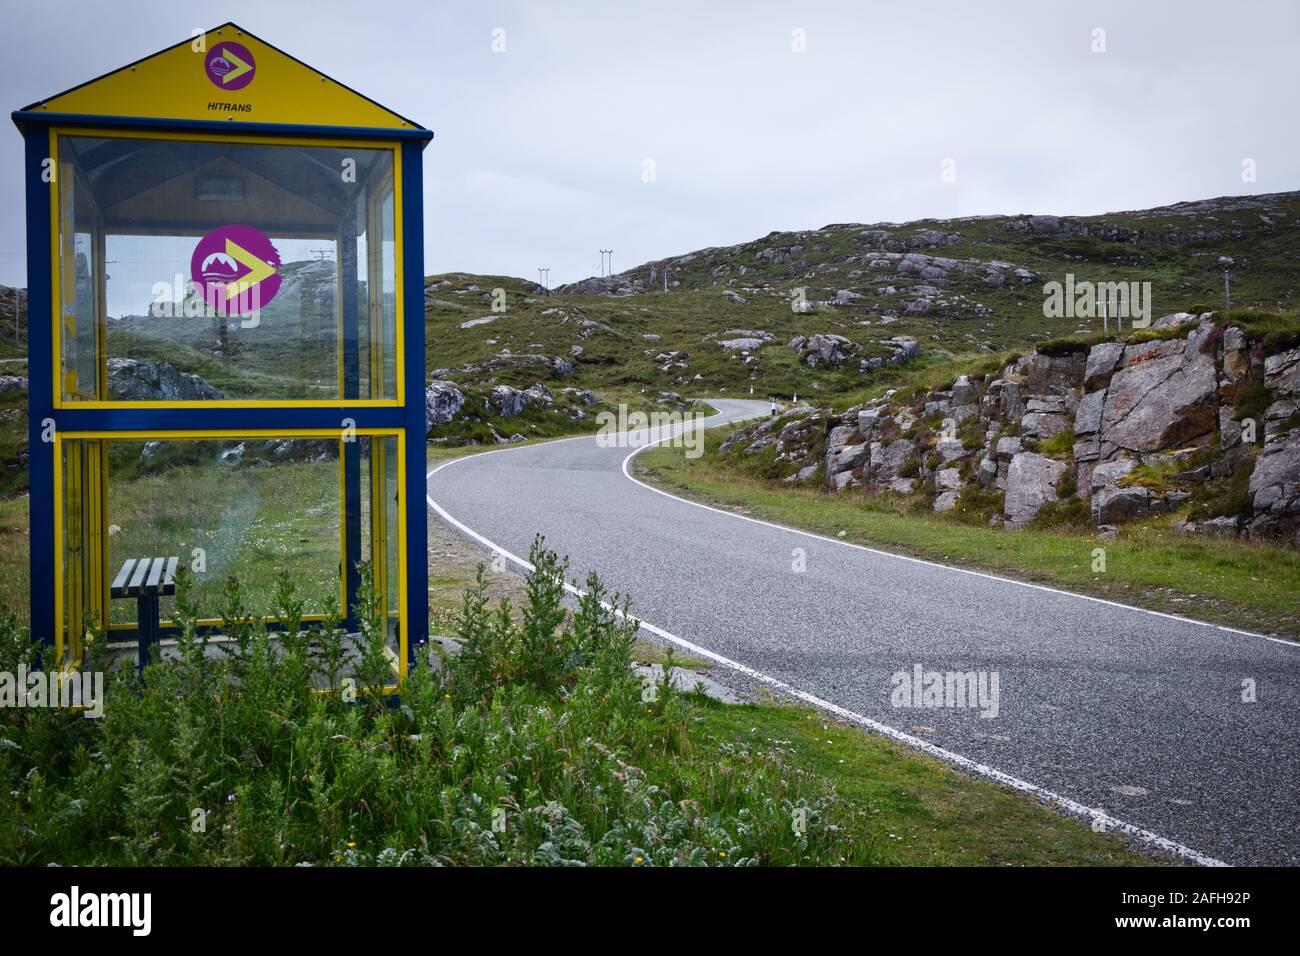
[426, 190, 1300, 401]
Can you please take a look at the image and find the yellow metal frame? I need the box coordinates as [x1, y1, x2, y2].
[54, 428, 409, 680]
[47, 126, 406, 410]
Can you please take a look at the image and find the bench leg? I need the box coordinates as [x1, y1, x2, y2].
[137, 594, 160, 672]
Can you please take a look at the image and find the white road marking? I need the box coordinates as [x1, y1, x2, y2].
[622, 407, 1295, 649]
[424, 406, 1238, 865]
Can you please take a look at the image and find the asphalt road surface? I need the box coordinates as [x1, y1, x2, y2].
[428, 398, 1300, 866]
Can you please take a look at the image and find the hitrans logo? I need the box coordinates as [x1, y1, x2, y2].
[595, 405, 707, 459]
[50, 886, 151, 936]
[890, 664, 1000, 719]
[1042, 273, 1152, 329]
[0, 666, 104, 718]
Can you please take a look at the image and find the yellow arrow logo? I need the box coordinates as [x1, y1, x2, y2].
[224, 238, 276, 300]
[220, 47, 253, 85]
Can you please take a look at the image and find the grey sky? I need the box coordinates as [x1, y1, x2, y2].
[1, 0, 1296, 290]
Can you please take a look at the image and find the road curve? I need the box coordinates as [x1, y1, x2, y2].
[428, 398, 1300, 865]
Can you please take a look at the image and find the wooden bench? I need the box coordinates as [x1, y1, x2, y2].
[110, 556, 179, 670]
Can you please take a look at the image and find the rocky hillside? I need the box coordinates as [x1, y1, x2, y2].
[430, 191, 1300, 405]
[717, 308, 1300, 543]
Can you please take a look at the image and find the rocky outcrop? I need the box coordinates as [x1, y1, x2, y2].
[787, 333, 919, 371]
[425, 381, 466, 432]
[717, 311, 1300, 543]
[1247, 429, 1300, 541]
[1095, 332, 1218, 455]
[106, 359, 222, 401]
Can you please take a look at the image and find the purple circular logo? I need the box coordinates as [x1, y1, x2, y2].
[191, 225, 281, 316]
[204, 41, 256, 91]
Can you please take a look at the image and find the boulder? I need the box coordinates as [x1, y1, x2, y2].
[876, 439, 916, 480]
[1099, 337, 1217, 453]
[995, 436, 1023, 461]
[1089, 456, 1138, 495]
[490, 385, 527, 417]
[1074, 389, 1105, 435]
[935, 467, 963, 491]
[1084, 341, 1125, 390]
[1247, 429, 1300, 538]
[1093, 484, 1151, 523]
[933, 491, 960, 513]
[425, 380, 466, 431]
[1003, 452, 1066, 525]
[106, 358, 222, 402]
[1021, 350, 1087, 394]
[1264, 348, 1300, 398]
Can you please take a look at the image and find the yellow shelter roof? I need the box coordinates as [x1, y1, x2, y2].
[20, 22, 426, 133]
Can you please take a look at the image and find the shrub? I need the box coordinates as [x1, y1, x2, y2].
[0, 540, 858, 867]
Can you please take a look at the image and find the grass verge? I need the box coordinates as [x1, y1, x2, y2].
[636, 430, 1300, 638]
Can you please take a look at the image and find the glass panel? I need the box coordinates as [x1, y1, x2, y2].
[55, 134, 398, 402]
[78, 437, 342, 625]
[62, 434, 401, 640]
[358, 435, 401, 661]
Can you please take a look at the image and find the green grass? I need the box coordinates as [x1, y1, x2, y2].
[684, 703, 1156, 866]
[637, 430, 1300, 637]
[105, 454, 341, 622]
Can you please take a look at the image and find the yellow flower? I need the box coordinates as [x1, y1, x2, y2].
[346, 841, 356, 848]
[718, 851, 727, 857]
[634, 856, 644, 864]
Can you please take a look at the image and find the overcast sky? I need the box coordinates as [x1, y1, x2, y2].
[1, 0, 1296, 289]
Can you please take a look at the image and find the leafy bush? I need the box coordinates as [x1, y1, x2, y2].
[0, 539, 860, 867]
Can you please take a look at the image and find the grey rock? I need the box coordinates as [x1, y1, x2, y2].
[1090, 456, 1138, 494]
[1247, 429, 1300, 537]
[935, 467, 963, 491]
[1093, 484, 1151, 523]
[106, 358, 222, 402]
[1074, 389, 1105, 435]
[1084, 341, 1126, 390]
[1004, 452, 1066, 525]
[425, 380, 467, 431]
[1099, 337, 1217, 453]
[933, 490, 961, 513]
[877, 438, 916, 480]
[490, 385, 527, 417]
[1264, 348, 1300, 397]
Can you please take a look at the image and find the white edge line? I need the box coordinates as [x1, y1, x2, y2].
[623, 409, 1295, 649]
[424, 405, 1230, 867]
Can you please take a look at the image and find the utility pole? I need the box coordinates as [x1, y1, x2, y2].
[537, 267, 550, 295]
[607, 249, 613, 276]
[1220, 256, 1234, 309]
[663, 266, 669, 293]
[599, 250, 611, 278]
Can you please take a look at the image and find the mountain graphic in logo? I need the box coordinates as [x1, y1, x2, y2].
[207, 54, 234, 78]
[200, 251, 241, 282]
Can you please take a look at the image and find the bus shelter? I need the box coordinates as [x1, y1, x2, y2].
[13, 23, 432, 679]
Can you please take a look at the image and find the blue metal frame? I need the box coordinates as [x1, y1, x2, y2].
[15, 110, 431, 667]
